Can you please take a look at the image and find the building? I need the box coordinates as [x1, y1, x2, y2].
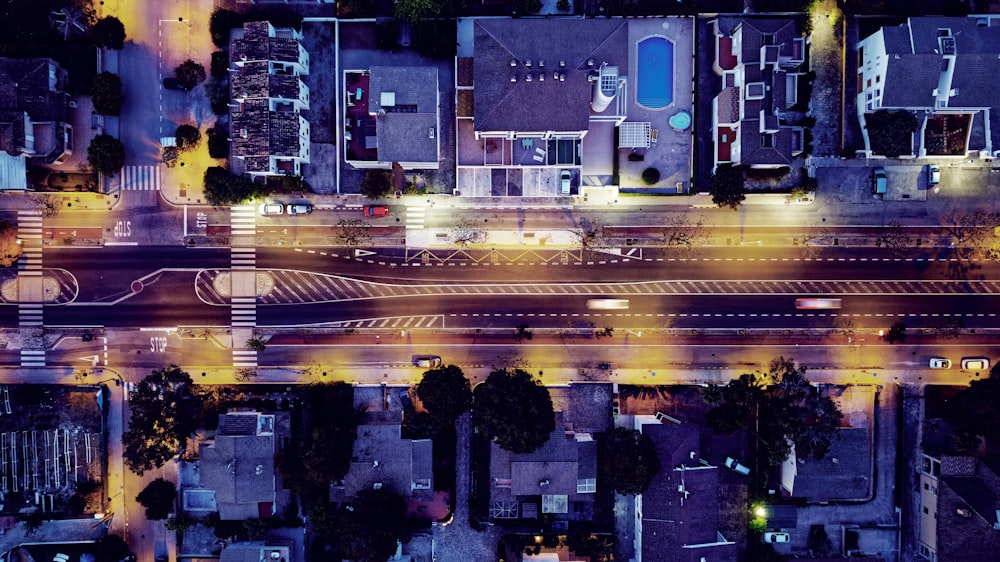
[220, 541, 292, 562]
[857, 16, 1000, 158]
[488, 411, 597, 522]
[229, 21, 310, 178]
[343, 66, 441, 170]
[0, 58, 73, 167]
[191, 411, 290, 520]
[635, 416, 737, 562]
[332, 422, 433, 503]
[779, 427, 872, 502]
[711, 18, 807, 170]
[917, 454, 1000, 561]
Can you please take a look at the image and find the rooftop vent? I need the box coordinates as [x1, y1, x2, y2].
[539, 60, 544, 67]
[539, 73, 544, 81]
[373, 460, 380, 467]
[511, 75, 517, 82]
[559, 74, 565, 82]
[587, 59, 595, 67]
[525, 59, 532, 67]
[525, 73, 532, 82]
[373, 482, 382, 490]
[429, 127, 435, 139]
[559, 60, 566, 67]
[540, 479, 550, 487]
[255, 464, 263, 475]
[510, 59, 517, 67]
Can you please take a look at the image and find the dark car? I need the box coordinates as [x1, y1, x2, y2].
[163, 77, 191, 91]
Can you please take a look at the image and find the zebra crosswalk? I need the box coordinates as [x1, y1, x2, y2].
[232, 296, 256, 327]
[230, 205, 256, 237]
[231, 247, 256, 270]
[405, 206, 425, 230]
[18, 304, 43, 327]
[121, 165, 161, 191]
[233, 349, 258, 368]
[20, 350, 45, 368]
[16, 210, 43, 277]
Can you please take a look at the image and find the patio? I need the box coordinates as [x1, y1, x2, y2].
[344, 71, 377, 162]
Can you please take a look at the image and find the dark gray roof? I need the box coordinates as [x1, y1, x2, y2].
[0, 58, 68, 162]
[937, 459, 1000, 562]
[369, 66, 437, 114]
[218, 413, 259, 436]
[472, 18, 628, 133]
[199, 434, 276, 520]
[231, 21, 302, 65]
[368, 66, 439, 165]
[880, 55, 942, 108]
[907, 17, 1000, 55]
[880, 26, 912, 54]
[790, 427, 871, 502]
[640, 422, 736, 562]
[739, 122, 795, 167]
[344, 424, 433, 501]
[735, 19, 799, 64]
[232, 71, 304, 102]
[375, 112, 438, 165]
[231, 107, 306, 159]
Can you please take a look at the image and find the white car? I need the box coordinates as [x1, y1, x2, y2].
[929, 357, 951, 369]
[724, 456, 750, 476]
[258, 202, 283, 216]
[928, 164, 940, 185]
[560, 170, 572, 195]
[795, 298, 842, 310]
[587, 298, 630, 310]
[763, 532, 790, 544]
[961, 357, 991, 371]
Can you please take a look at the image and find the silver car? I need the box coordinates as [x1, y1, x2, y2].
[929, 357, 951, 369]
[286, 203, 313, 215]
[258, 202, 283, 216]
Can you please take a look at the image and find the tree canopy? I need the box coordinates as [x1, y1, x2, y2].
[598, 428, 660, 495]
[123, 365, 202, 475]
[86, 134, 125, 175]
[174, 59, 206, 90]
[210, 9, 244, 48]
[203, 167, 265, 207]
[91, 16, 125, 49]
[361, 169, 391, 199]
[704, 357, 843, 466]
[473, 368, 554, 454]
[944, 365, 1000, 453]
[91, 71, 122, 116]
[175, 124, 202, 152]
[0, 220, 22, 267]
[416, 365, 472, 424]
[136, 478, 176, 520]
[338, 488, 408, 562]
[710, 164, 746, 210]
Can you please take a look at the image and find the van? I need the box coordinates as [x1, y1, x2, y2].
[724, 457, 751, 476]
[873, 168, 887, 194]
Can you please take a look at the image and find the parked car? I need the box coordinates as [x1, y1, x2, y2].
[364, 205, 390, 217]
[873, 167, 887, 194]
[763, 532, 790, 544]
[286, 203, 313, 215]
[258, 202, 283, 216]
[162, 77, 191, 91]
[961, 357, 991, 371]
[413, 355, 442, 368]
[560, 170, 572, 195]
[586, 298, 630, 310]
[724, 456, 751, 476]
[928, 164, 940, 185]
[929, 357, 951, 369]
[399, 390, 412, 409]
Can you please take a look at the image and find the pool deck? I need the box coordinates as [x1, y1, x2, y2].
[619, 17, 695, 192]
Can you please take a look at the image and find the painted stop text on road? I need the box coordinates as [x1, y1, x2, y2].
[114, 220, 132, 237]
[150, 336, 167, 352]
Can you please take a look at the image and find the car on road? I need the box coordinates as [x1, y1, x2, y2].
[873, 167, 887, 194]
[587, 298, 630, 310]
[286, 203, 313, 215]
[413, 355, 442, 368]
[794, 298, 842, 310]
[929, 357, 951, 369]
[259, 202, 283, 216]
[364, 205, 390, 217]
[928, 164, 940, 185]
[560, 170, 572, 195]
[399, 390, 412, 409]
[162, 77, 191, 91]
[961, 357, 991, 371]
[724, 456, 751, 476]
[763, 532, 790, 544]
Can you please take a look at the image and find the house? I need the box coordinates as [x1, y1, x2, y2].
[857, 16, 1000, 158]
[220, 541, 292, 562]
[193, 411, 290, 520]
[343, 66, 441, 170]
[488, 411, 597, 522]
[332, 422, 433, 502]
[779, 427, 872, 502]
[0, 58, 73, 167]
[229, 21, 310, 178]
[711, 18, 807, 170]
[634, 415, 737, 562]
[917, 454, 1000, 561]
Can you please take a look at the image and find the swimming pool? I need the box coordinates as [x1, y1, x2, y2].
[636, 37, 674, 109]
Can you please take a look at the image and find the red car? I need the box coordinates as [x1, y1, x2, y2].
[364, 205, 390, 217]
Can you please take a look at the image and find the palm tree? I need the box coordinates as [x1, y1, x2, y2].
[50, 7, 89, 41]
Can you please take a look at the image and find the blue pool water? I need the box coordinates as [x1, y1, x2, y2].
[637, 37, 674, 109]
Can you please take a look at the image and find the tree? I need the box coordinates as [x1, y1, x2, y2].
[91, 16, 125, 49]
[865, 110, 919, 157]
[211, 50, 229, 79]
[136, 478, 176, 520]
[473, 368, 555, 454]
[207, 126, 229, 159]
[210, 9, 244, 48]
[87, 134, 126, 175]
[0, 220, 22, 267]
[875, 221, 911, 257]
[598, 428, 660, 495]
[361, 169, 392, 199]
[641, 167, 660, 185]
[203, 167, 265, 207]
[885, 321, 907, 344]
[416, 365, 472, 424]
[91, 71, 122, 116]
[174, 59, 206, 90]
[710, 164, 745, 210]
[175, 124, 202, 152]
[338, 488, 408, 561]
[944, 367, 1000, 451]
[94, 534, 132, 562]
[123, 365, 202, 474]
[162, 145, 179, 168]
[20, 511, 45, 538]
[395, 0, 450, 22]
[335, 219, 373, 248]
[514, 323, 534, 343]
[449, 218, 486, 246]
[570, 217, 608, 252]
[661, 215, 705, 247]
[246, 336, 266, 352]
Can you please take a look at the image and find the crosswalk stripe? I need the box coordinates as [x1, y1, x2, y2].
[20, 350, 45, 367]
[122, 165, 161, 191]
